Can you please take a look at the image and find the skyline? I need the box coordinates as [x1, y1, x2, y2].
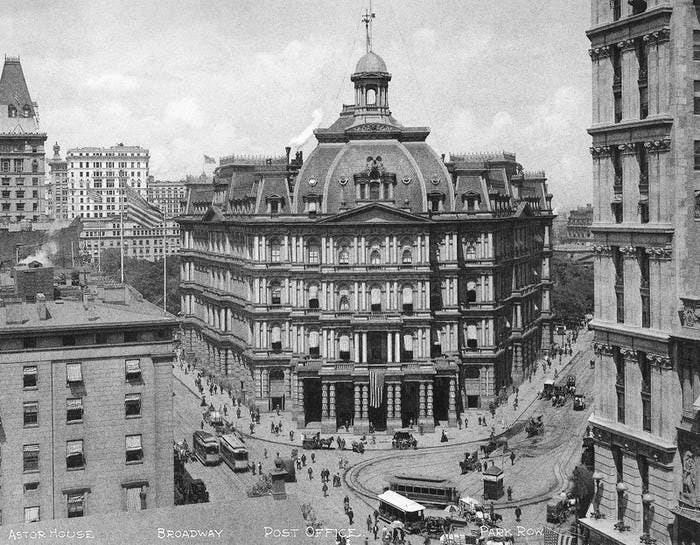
[6, 0, 591, 211]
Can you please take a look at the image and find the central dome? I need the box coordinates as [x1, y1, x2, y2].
[354, 51, 388, 73]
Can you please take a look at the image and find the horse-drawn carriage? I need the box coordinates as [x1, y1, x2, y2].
[481, 438, 507, 457]
[566, 375, 576, 394]
[302, 432, 334, 450]
[392, 429, 418, 450]
[458, 451, 479, 474]
[525, 415, 544, 437]
[542, 379, 555, 400]
[546, 496, 575, 524]
[351, 440, 366, 454]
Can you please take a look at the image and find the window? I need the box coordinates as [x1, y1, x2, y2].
[66, 362, 83, 384]
[370, 249, 381, 265]
[308, 285, 319, 309]
[339, 334, 351, 361]
[639, 202, 649, 224]
[615, 349, 626, 424]
[369, 181, 380, 200]
[23, 366, 37, 388]
[23, 402, 38, 427]
[23, 444, 39, 472]
[67, 493, 85, 518]
[308, 330, 320, 358]
[402, 285, 413, 313]
[466, 323, 478, 350]
[62, 335, 76, 346]
[695, 141, 700, 170]
[125, 393, 141, 417]
[466, 280, 478, 303]
[24, 482, 39, 492]
[24, 506, 40, 523]
[338, 247, 350, 265]
[695, 31, 700, 61]
[339, 289, 350, 312]
[8, 104, 17, 118]
[125, 359, 142, 381]
[307, 242, 320, 264]
[14, 159, 23, 173]
[270, 283, 281, 305]
[31, 160, 38, 174]
[270, 240, 281, 262]
[402, 333, 414, 361]
[402, 249, 412, 264]
[125, 434, 143, 463]
[271, 325, 282, 352]
[370, 286, 382, 312]
[67, 398, 83, 422]
[612, 202, 623, 224]
[431, 329, 442, 357]
[612, 0, 621, 20]
[66, 440, 85, 469]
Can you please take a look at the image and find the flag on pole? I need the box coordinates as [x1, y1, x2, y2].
[369, 368, 385, 408]
[86, 188, 103, 202]
[203, 154, 216, 164]
[124, 186, 163, 229]
[543, 527, 575, 545]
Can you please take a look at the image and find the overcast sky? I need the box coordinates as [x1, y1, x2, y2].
[6, 0, 591, 212]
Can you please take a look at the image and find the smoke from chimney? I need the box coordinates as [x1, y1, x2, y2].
[20, 241, 58, 267]
[288, 109, 323, 150]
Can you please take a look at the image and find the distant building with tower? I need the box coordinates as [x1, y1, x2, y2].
[177, 18, 554, 432]
[0, 56, 47, 224]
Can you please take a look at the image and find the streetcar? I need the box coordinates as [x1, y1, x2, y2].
[387, 474, 459, 507]
[192, 430, 221, 465]
[219, 433, 249, 472]
[377, 490, 425, 532]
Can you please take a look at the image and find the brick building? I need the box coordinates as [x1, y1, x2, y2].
[0, 56, 47, 224]
[178, 45, 554, 432]
[583, 1, 700, 544]
[0, 266, 177, 523]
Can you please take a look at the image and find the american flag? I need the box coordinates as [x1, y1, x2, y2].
[543, 527, 575, 545]
[86, 188, 102, 203]
[369, 369, 385, 408]
[124, 186, 163, 229]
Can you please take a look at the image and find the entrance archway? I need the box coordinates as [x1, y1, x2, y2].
[433, 377, 451, 423]
[303, 378, 322, 426]
[335, 382, 354, 430]
[401, 382, 419, 427]
[269, 369, 285, 411]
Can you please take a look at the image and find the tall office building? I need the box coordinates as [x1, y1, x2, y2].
[147, 179, 187, 219]
[583, 1, 700, 544]
[0, 56, 47, 224]
[0, 265, 177, 523]
[178, 42, 554, 432]
[64, 144, 149, 219]
[48, 143, 68, 220]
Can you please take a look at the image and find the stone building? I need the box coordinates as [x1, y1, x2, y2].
[48, 143, 69, 220]
[583, 1, 700, 544]
[0, 56, 47, 224]
[147, 179, 187, 219]
[178, 46, 553, 433]
[566, 204, 594, 244]
[0, 266, 177, 523]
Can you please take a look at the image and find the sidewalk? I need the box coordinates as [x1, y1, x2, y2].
[172, 329, 592, 450]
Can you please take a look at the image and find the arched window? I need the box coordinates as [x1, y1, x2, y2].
[403, 333, 414, 361]
[366, 88, 377, 105]
[338, 247, 350, 265]
[271, 324, 282, 352]
[431, 329, 442, 357]
[463, 238, 477, 260]
[31, 160, 38, 174]
[402, 285, 414, 313]
[308, 284, 319, 309]
[339, 334, 350, 361]
[23, 104, 31, 117]
[402, 249, 412, 264]
[370, 286, 382, 312]
[308, 330, 320, 358]
[370, 249, 381, 265]
[466, 280, 477, 303]
[270, 282, 282, 305]
[369, 181, 380, 200]
[8, 105, 16, 118]
[338, 286, 350, 311]
[307, 240, 320, 264]
[269, 239, 281, 262]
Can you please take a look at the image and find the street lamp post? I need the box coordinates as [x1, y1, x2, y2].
[640, 492, 656, 544]
[591, 472, 605, 519]
[613, 482, 630, 532]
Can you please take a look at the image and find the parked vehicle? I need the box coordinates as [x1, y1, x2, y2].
[392, 429, 418, 449]
[387, 475, 459, 507]
[192, 430, 220, 465]
[573, 394, 586, 411]
[219, 433, 249, 472]
[377, 490, 425, 534]
[302, 432, 334, 450]
[526, 415, 544, 437]
[459, 451, 479, 474]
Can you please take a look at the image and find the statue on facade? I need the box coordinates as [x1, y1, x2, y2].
[682, 450, 696, 495]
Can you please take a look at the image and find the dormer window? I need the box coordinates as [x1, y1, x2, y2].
[23, 104, 31, 117]
[428, 192, 445, 212]
[303, 194, 322, 215]
[462, 193, 481, 212]
[8, 105, 17, 118]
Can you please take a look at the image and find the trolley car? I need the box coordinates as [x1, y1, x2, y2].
[387, 474, 459, 507]
[192, 430, 220, 465]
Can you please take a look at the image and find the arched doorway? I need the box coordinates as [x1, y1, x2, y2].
[303, 378, 322, 426]
[433, 377, 451, 423]
[335, 382, 354, 430]
[269, 369, 285, 411]
[401, 382, 419, 427]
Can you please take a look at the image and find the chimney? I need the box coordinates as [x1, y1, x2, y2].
[36, 293, 48, 320]
[441, 153, 445, 163]
[285, 146, 291, 167]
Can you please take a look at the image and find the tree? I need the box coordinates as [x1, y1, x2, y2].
[551, 254, 593, 324]
[99, 249, 181, 315]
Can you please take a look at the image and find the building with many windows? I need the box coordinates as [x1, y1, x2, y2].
[178, 45, 554, 433]
[64, 144, 149, 220]
[583, 1, 700, 544]
[566, 204, 594, 245]
[48, 142, 68, 220]
[0, 265, 177, 523]
[0, 56, 47, 224]
[80, 218, 180, 264]
[147, 179, 187, 219]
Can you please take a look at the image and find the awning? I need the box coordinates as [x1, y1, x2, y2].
[125, 393, 140, 402]
[125, 359, 141, 374]
[126, 435, 142, 450]
[66, 398, 82, 409]
[66, 363, 83, 382]
[23, 366, 37, 375]
[67, 441, 83, 455]
[24, 444, 39, 452]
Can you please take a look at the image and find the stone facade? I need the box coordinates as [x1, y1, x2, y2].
[583, 1, 700, 544]
[178, 48, 554, 433]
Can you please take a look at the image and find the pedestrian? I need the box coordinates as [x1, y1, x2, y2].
[483, 461, 488, 472]
[249, 422, 255, 434]
[311, 452, 316, 463]
[270, 421, 275, 433]
[464, 417, 468, 428]
[510, 451, 516, 465]
[200, 419, 204, 430]
[457, 416, 462, 430]
[252, 462, 256, 475]
[507, 486, 513, 501]
[344, 496, 350, 513]
[308, 466, 313, 480]
[364, 537, 369, 545]
[236, 408, 241, 419]
[367, 515, 373, 532]
[347, 507, 354, 525]
[258, 461, 262, 474]
[322, 482, 328, 497]
[373, 524, 378, 540]
[514, 506, 522, 523]
[264, 448, 268, 459]
[301, 454, 307, 466]
[290, 430, 294, 441]
[223, 405, 228, 416]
